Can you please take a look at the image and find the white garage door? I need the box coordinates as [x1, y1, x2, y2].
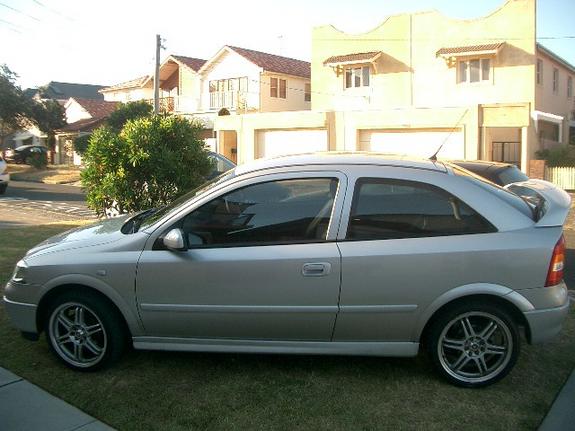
[256, 129, 328, 159]
[359, 129, 464, 159]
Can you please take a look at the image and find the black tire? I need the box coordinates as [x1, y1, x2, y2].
[0, 183, 6, 195]
[44, 291, 128, 371]
[426, 301, 520, 388]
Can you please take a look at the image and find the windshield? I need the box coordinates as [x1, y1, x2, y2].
[138, 169, 236, 230]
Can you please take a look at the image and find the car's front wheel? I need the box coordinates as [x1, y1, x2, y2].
[45, 291, 127, 371]
[427, 302, 520, 388]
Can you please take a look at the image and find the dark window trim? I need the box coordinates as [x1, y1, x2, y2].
[345, 177, 497, 241]
[155, 176, 340, 250]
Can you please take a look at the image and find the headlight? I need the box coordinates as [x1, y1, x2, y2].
[11, 260, 28, 284]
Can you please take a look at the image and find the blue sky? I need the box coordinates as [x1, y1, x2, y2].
[0, 0, 573, 89]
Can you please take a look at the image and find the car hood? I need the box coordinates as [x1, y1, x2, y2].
[25, 215, 131, 257]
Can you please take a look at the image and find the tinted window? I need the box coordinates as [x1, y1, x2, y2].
[179, 178, 338, 247]
[347, 178, 495, 241]
[452, 166, 533, 219]
[496, 166, 528, 186]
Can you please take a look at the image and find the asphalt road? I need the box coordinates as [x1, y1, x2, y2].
[0, 181, 96, 228]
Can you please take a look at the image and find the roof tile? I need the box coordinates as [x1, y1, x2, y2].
[227, 46, 310, 78]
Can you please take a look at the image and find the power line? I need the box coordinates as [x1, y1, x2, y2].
[29, 0, 73, 21]
[0, 2, 40, 21]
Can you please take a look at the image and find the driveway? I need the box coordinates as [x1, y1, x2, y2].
[0, 181, 96, 228]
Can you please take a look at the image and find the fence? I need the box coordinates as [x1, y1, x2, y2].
[545, 166, 575, 190]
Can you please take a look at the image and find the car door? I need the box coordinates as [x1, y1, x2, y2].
[136, 171, 347, 341]
[333, 167, 498, 342]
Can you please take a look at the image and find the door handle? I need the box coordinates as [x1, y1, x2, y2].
[302, 262, 331, 277]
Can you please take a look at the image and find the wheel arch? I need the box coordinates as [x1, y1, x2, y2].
[36, 280, 142, 337]
[415, 284, 533, 345]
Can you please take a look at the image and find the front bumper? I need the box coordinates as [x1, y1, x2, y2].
[0, 173, 9, 184]
[2, 295, 38, 334]
[522, 283, 571, 344]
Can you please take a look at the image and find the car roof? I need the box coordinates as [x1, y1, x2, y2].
[234, 152, 448, 176]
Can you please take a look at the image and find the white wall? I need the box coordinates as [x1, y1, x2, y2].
[200, 50, 263, 112]
[259, 73, 311, 112]
[65, 99, 92, 123]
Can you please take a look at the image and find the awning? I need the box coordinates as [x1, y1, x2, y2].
[436, 43, 504, 59]
[324, 51, 382, 68]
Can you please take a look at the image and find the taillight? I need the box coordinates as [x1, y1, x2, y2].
[545, 235, 565, 287]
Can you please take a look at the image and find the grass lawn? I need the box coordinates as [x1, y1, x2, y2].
[7, 163, 81, 184]
[0, 224, 574, 430]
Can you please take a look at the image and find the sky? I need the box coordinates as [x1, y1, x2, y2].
[0, 0, 573, 89]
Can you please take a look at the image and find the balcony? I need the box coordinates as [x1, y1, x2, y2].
[209, 91, 246, 111]
[144, 97, 175, 113]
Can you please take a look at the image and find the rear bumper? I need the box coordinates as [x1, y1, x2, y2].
[2, 295, 38, 334]
[523, 291, 571, 344]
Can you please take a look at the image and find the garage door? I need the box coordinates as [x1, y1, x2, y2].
[359, 129, 464, 159]
[256, 129, 328, 159]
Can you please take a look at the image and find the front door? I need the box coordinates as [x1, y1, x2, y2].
[136, 174, 345, 341]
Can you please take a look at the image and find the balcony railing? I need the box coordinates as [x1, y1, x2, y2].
[210, 91, 245, 110]
[144, 97, 175, 113]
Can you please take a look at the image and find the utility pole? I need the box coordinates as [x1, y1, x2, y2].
[153, 34, 161, 114]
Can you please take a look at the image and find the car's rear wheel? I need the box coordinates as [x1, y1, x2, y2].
[45, 291, 127, 371]
[0, 183, 6, 194]
[427, 302, 520, 388]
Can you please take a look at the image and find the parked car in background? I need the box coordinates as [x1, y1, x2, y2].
[451, 160, 529, 186]
[4, 153, 570, 388]
[0, 154, 9, 194]
[3, 145, 48, 165]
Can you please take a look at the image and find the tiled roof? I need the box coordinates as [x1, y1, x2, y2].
[172, 55, 207, 72]
[227, 46, 310, 78]
[58, 117, 107, 133]
[436, 43, 504, 56]
[72, 98, 118, 118]
[32, 81, 105, 101]
[100, 76, 149, 92]
[323, 51, 382, 65]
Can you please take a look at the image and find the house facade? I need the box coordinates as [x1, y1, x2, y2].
[54, 98, 118, 164]
[100, 47, 311, 162]
[216, 0, 574, 173]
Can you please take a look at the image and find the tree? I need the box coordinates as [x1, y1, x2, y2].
[0, 65, 32, 141]
[81, 115, 213, 216]
[30, 98, 67, 150]
[106, 100, 152, 132]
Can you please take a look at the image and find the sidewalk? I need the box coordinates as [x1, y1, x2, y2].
[539, 369, 575, 431]
[0, 367, 115, 431]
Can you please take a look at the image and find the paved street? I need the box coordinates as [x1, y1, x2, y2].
[0, 181, 96, 227]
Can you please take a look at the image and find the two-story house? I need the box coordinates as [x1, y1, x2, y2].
[217, 0, 573, 173]
[100, 47, 311, 163]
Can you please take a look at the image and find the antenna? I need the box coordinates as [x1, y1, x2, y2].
[429, 108, 469, 162]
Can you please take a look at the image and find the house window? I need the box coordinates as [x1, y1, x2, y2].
[568, 76, 573, 98]
[344, 66, 370, 88]
[209, 77, 248, 109]
[553, 68, 559, 93]
[304, 83, 311, 102]
[536, 59, 543, 85]
[270, 77, 287, 99]
[458, 58, 491, 83]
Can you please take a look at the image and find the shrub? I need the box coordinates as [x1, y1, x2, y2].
[81, 115, 213, 217]
[535, 146, 575, 167]
[27, 151, 48, 169]
[73, 134, 91, 155]
[106, 101, 152, 132]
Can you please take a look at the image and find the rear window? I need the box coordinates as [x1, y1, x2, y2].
[451, 166, 534, 219]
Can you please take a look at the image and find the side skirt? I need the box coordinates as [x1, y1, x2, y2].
[132, 337, 420, 357]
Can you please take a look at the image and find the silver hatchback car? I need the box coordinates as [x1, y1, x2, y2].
[4, 153, 571, 387]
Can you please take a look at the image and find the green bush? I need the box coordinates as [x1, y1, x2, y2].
[73, 134, 91, 155]
[81, 115, 213, 216]
[27, 151, 48, 169]
[106, 101, 152, 132]
[535, 146, 575, 167]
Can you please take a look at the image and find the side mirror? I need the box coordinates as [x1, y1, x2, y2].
[163, 228, 187, 251]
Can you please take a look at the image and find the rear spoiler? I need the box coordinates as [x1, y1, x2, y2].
[505, 179, 571, 227]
